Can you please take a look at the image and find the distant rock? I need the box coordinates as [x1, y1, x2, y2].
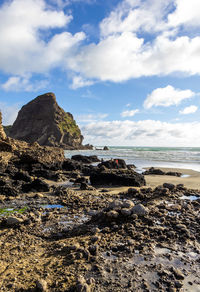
[103, 146, 109, 150]
[9, 92, 84, 149]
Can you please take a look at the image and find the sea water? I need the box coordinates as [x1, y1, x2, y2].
[64, 146, 200, 172]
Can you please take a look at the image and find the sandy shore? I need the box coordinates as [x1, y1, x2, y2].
[145, 167, 200, 190]
[75, 167, 200, 196]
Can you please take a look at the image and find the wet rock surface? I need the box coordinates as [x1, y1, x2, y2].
[144, 167, 182, 177]
[0, 124, 199, 291]
[0, 177, 200, 291]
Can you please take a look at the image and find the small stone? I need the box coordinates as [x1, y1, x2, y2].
[172, 268, 185, 280]
[109, 200, 123, 210]
[121, 208, 132, 216]
[107, 210, 119, 219]
[163, 183, 175, 190]
[36, 279, 48, 291]
[6, 217, 23, 226]
[122, 200, 134, 208]
[131, 204, 148, 216]
[76, 276, 91, 292]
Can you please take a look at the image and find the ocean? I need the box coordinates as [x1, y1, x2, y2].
[64, 146, 200, 172]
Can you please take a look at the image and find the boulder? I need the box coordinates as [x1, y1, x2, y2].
[131, 204, 148, 216]
[71, 155, 100, 164]
[9, 92, 84, 149]
[90, 169, 146, 187]
[98, 159, 127, 169]
[22, 178, 50, 193]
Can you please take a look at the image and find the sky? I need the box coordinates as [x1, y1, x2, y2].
[0, 0, 200, 147]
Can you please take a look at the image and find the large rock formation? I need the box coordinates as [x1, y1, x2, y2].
[9, 92, 84, 149]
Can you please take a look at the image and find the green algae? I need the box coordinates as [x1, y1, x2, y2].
[0, 206, 27, 216]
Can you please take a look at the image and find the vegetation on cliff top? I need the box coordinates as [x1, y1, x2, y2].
[58, 113, 81, 138]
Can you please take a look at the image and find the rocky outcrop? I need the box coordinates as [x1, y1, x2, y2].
[9, 92, 84, 149]
[90, 168, 146, 187]
[0, 112, 6, 140]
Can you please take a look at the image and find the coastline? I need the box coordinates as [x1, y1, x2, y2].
[145, 167, 200, 190]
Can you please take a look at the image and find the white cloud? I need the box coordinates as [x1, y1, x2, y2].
[1, 76, 48, 92]
[179, 105, 198, 115]
[168, 0, 200, 28]
[143, 85, 195, 109]
[100, 0, 173, 37]
[0, 0, 85, 75]
[1, 0, 200, 87]
[70, 75, 94, 89]
[0, 102, 20, 125]
[76, 113, 108, 123]
[81, 119, 200, 147]
[121, 109, 139, 117]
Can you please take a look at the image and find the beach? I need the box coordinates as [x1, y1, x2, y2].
[0, 148, 200, 291]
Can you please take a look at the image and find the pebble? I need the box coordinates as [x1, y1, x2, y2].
[121, 208, 132, 216]
[107, 210, 119, 219]
[131, 204, 148, 216]
[6, 216, 23, 226]
[109, 200, 123, 210]
[122, 200, 134, 208]
[36, 279, 48, 291]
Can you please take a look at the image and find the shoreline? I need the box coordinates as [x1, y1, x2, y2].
[144, 167, 200, 190]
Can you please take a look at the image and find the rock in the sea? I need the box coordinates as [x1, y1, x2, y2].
[9, 92, 84, 149]
[90, 169, 146, 187]
[103, 146, 109, 150]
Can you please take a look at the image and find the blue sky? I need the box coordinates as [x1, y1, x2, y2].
[0, 0, 200, 146]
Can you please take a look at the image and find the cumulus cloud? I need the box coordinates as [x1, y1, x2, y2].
[143, 85, 195, 109]
[76, 113, 108, 123]
[179, 105, 198, 115]
[121, 109, 139, 117]
[0, 102, 20, 125]
[0, 0, 85, 76]
[1, 76, 48, 92]
[81, 120, 200, 146]
[70, 75, 94, 89]
[1, 0, 200, 87]
[168, 0, 200, 28]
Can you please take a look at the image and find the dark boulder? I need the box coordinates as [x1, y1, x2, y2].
[98, 159, 127, 169]
[143, 167, 165, 175]
[12, 171, 32, 183]
[0, 184, 19, 197]
[71, 155, 100, 164]
[90, 169, 146, 187]
[143, 167, 182, 177]
[22, 178, 50, 193]
[62, 159, 83, 171]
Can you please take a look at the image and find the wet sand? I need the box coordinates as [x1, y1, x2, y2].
[145, 167, 200, 189]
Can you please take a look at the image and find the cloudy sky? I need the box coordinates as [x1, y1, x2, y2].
[0, 0, 200, 146]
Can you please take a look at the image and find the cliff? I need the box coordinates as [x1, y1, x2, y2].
[9, 92, 84, 149]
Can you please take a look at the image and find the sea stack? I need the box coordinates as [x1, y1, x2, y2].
[9, 92, 83, 149]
